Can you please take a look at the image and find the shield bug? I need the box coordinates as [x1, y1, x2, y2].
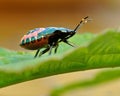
[20, 16, 90, 58]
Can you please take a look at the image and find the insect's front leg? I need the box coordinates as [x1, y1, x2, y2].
[49, 45, 53, 55]
[48, 41, 59, 55]
[54, 43, 59, 54]
[63, 40, 75, 47]
[39, 46, 50, 57]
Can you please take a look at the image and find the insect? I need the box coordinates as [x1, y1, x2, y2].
[20, 16, 90, 58]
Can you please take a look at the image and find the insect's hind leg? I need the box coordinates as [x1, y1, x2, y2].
[39, 47, 50, 57]
[34, 49, 40, 58]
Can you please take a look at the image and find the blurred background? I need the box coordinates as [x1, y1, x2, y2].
[0, 0, 120, 50]
[0, 0, 120, 96]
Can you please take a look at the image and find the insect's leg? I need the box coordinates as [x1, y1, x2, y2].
[49, 45, 53, 55]
[54, 44, 59, 54]
[49, 42, 59, 54]
[39, 47, 50, 57]
[34, 49, 40, 58]
[63, 40, 75, 47]
[49, 42, 58, 55]
[65, 33, 75, 40]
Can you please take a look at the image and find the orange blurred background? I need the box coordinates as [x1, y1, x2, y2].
[0, 0, 120, 50]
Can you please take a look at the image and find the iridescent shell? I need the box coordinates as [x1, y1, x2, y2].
[20, 27, 72, 50]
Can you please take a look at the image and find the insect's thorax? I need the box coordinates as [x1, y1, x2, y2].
[48, 30, 75, 46]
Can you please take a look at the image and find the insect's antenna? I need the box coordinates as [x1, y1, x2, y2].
[74, 16, 91, 32]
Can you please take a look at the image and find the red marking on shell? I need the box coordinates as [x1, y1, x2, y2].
[20, 28, 45, 42]
[20, 36, 49, 50]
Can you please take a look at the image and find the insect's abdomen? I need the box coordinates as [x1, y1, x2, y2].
[20, 37, 49, 50]
[20, 28, 49, 50]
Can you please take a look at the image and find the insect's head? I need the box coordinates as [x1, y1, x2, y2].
[73, 16, 91, 32]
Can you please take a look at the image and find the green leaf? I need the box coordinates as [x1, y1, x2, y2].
[0, 30, 120, 88]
